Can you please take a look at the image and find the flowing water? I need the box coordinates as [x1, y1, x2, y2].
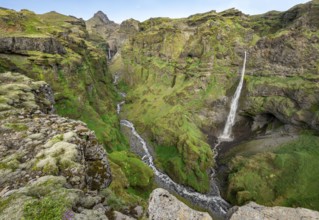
[114, 52, 247, 218]
[219, 51, 247, 142]
[120, 120, 230, 217]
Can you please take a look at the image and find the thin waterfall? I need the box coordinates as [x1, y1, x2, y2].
[108, 48, 112, 60]
[219, 51, 247, 142]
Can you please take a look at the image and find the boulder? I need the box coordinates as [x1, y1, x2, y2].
[228, 202, 319, 220]
[148, 188, 212, 220]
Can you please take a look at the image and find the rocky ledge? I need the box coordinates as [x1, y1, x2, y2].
[228, 202, 319, 220]
[0, 72, 117, 219]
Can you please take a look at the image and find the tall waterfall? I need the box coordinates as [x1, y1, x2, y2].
[219, 51, 247, 142]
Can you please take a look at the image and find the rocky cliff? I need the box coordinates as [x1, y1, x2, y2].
[0, 72, 114, 219]
[0, 8, 126, 151]
[0, 8, 153, 219]
[86, 11, 139, 59]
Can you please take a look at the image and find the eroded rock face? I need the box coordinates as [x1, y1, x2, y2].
[148, 188, 212, 220]
[228, 202, 319, 220]
[0, 72, 113, 219]
[0, 37, 66, 55]
[0, 72, 111, 191]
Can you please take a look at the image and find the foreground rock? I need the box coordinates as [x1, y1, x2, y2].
[0, 72, 116, 219]
[148, 188, 212, 220]
[228, 202, 319, 220]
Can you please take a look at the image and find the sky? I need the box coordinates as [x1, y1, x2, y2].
[0, 0, 311, 23]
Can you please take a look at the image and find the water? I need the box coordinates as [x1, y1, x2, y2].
[120, 120, 230, 217]
[116, 101, 125, 114]
[113, 74, 119, 84]
[112, 66, 243, 218]
[108, 48, 112, 60]
[219, 51, 247, 142]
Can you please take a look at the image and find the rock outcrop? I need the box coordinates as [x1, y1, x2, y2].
[0, 72, 113, 219]
[148, 188, 212, 220]
[228, 202, 319, 220]
[0, 37, 66, 55]
[86, 11, 120, 55]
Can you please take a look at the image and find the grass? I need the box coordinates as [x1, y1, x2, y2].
[4, 123, 28, 131]
[109, 151, 154, 188]
[106, 159, 153, 210]
[227, 133, 319, 210]
[24, 194, 71, 220]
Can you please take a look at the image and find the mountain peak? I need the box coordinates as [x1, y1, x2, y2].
[94, 10, 110, 23]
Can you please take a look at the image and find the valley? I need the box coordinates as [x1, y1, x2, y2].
[0, 1, 319, 219]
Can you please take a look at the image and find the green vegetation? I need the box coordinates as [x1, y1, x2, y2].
[227, 133, 319, 210]
[4, 123, 28, 131]
[112, 7, 257, 192]
[106, 156, 154, 210]
[0, 8, 128, 151]
[109, 151, 154, 188]
[24, 194, 71, 220]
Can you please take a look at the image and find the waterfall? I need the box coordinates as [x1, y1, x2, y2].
[219, 51, 247, 142]
[108, 48, 112, 60]
[120, 120, 230, 216]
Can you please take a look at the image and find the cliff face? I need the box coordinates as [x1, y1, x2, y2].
[85, 11, 140, 59]
[0, 8, 127, 151]
[86, 11, 120, 55]
[0, 72, 112, 219]
[108, 0, 319, 194]
[0, 37, 66, 55]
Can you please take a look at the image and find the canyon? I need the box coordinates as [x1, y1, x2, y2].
[0, 0, 319, 219]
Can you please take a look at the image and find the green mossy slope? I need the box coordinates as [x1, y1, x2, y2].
[227, 133, 319, 210]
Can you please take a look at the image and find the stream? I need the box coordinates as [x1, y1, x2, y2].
[113, 52, 247, 219]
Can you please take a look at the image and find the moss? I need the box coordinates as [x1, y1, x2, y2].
[109, 151, 153, 188]
[0, 160, 20, 171]
[107, 160, 150, 210]
[23, 193, 72, 220]
[227, 133, 319, 210]
[4, 123, 28, 131]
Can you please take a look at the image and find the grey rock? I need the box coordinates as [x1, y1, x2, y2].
[228, 202, 319, 220]
[148, 188, 212, 220]
[74, 208, 108, 220]
[80, 195, 102, 209]
[0, 37, 66, 55]
[132, 206, 143, 218]
[113, 211, 136, 220]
